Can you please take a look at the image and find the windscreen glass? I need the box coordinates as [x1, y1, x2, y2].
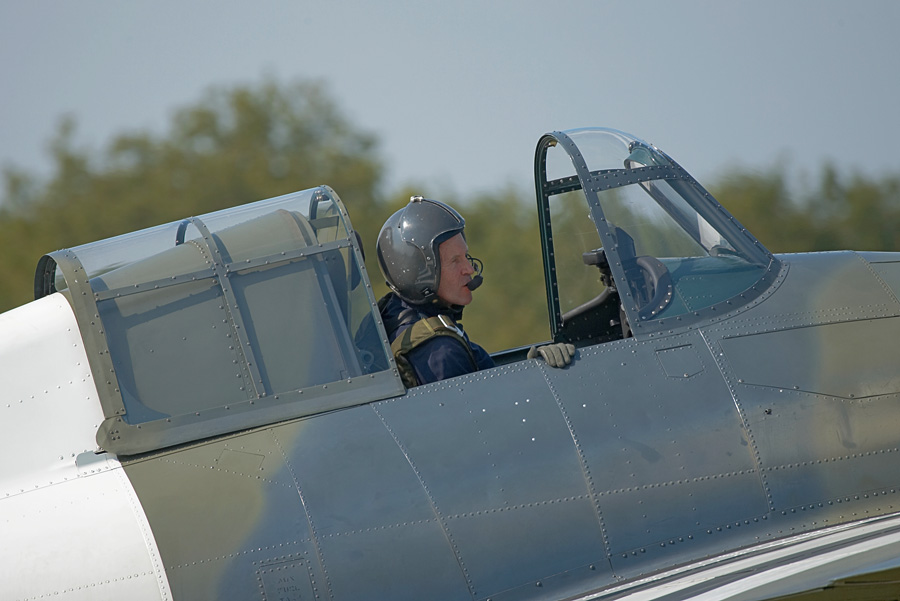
[80, 189, 391, 427]
[549, 190, 606, 316]
[55, 189, 325, 290]
[544, 128, 775, 334]
[596, 180, 765, 323]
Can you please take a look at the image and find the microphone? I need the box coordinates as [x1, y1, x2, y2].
[465, 254, 484, 290]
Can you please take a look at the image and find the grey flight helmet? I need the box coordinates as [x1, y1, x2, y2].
[377, 196, 481, 305]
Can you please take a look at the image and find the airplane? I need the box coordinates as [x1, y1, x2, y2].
[2, 126, 900, 601]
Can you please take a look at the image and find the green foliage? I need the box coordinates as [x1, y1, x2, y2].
[709, 165, 900, 254]
[3, 80, 900, 356]
[0, 79, 385, 311]
[460, 186, 550, 352]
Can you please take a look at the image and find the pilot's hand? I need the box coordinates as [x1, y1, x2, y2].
[527, 343, 576, 368]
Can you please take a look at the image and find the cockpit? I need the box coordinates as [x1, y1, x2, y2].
[31, 128, 781, 456]
[535, 128, 780, 343]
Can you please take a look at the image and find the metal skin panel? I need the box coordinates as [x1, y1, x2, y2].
[698, 251, 900, 551]
[544, 330, 771, 580]
[0, 294, 105, 496]
[121, 360, 621, 601]
[276, 406, 470, 601]
[121, 429, 325, 600]
[2, 464, 172, 601]
[0, 295, 171, 600]
[375, 362, 611, 599]
[716, 252, 900, 331]
[119, 246, 900, 600]
[122, 405, 472, 601]
[856, 252, 900, 302]
[721, 319, 900, 399]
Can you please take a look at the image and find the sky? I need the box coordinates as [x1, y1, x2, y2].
[1, 1, 899, 205]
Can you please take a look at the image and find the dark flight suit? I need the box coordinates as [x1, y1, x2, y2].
[379, 292, 494, 386]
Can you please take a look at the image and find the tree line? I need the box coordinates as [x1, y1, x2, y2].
[2, 80, 899, 352]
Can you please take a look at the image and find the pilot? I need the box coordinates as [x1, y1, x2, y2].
[376, 195, 575, 387]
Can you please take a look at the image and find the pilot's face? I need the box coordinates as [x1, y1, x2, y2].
[436, 233, 475, 307]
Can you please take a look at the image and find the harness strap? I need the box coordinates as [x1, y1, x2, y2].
[390, 314, 478, 388]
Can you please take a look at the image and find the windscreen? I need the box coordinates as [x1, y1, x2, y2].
[42, 186, 403, 454]
[541, 128, 776, 336]
[596, 179, 767, 322]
